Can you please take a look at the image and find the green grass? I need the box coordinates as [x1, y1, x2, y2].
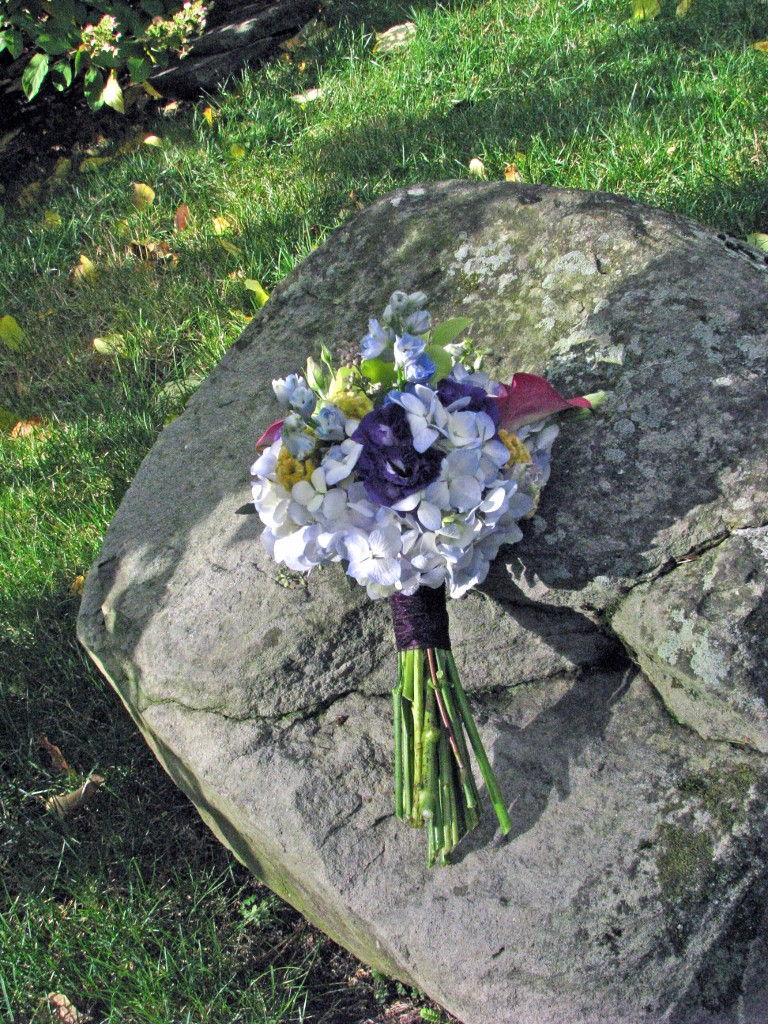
[1, 0, 767, 1019]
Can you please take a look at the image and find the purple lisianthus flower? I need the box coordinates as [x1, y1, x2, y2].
[436, 377, 500, 426]
[352, 403, 444, 506]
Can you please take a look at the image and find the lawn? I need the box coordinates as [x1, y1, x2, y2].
[1, 0, 767, 1020]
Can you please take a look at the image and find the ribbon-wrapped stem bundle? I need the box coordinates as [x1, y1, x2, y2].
[251, 290, 594, 866]
[391, 586, 511, 866]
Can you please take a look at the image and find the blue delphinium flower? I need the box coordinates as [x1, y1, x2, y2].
[314, 403, 347, 441]
[404, 351, 436, 384]
[360, 318, 394, 360]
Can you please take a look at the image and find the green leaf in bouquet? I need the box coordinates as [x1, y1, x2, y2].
[425, 345, 452, 383]
[430, 316, 472, 349]
[306, 356, 329, 397]
[319, 342, 336, 376]
[361, 358, 397, 389]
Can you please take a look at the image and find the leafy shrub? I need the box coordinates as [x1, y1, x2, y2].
[0, 0, 206, 110]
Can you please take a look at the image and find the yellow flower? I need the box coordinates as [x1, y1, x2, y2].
[275, 445, 316, 489]
[334, 390, 373, 421]
[498, 430, 532, 467]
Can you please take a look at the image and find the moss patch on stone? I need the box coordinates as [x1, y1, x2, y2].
[677, 763, 760, 833]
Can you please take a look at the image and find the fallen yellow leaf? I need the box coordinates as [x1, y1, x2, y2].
[747, 232, 768, 252]
[212, 215, 233, 235]
[93, 333, 126, 356]
[72, 254, 97, 285]
[49, 157, 72, 182]
[0, 314, 25, 350]
[676, 0, 693, 14]
[633, 0, 660, 19]
[143, 80, 163, 99]
[70, 575, 85, 596]
[218, 237, 242, 256]
[229, 143, 246, 160]
[753, 41, 768, 52]
[143, 134, 163, 147]
[245, 278, 269, 308]
[203, 105, 216, 126]
[79, 157, 112, 172]
[131, 182, 155, 211]
[43, 210, 63, 230]
[468, 157, 487, 179]
[19, 181, 42, 208]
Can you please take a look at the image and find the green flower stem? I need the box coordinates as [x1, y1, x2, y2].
[445, 650, 512, 836]
[438, 728, 453, 861]
[435, 649, 480, 817]
[401, 692, 413, 820]
[393, 684, 403, 821]
[412, 649, 425, 822]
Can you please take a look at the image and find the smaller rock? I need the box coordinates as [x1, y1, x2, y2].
[612, 526, 768, 753]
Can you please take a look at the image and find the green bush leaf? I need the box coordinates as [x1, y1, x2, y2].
[430, 316, 472, 348]
[22, 53, 50, 100]
[102, 72, 125, 113]
[0, 28, 24, 59]
[83, 66, 105, 110]
[36, 33, 72, 56]
[127, 55, 151, 84]
[51, 60, 73, 92]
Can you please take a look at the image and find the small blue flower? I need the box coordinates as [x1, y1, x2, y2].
[404, 309, 431, 335]
[393, 332, 427, 368]
[314, 403, 347, 441]
[360, 318, 393, 360]
[273, 374, 305, 406]
[404, 351, 435, 384]
[289, 384, 317, 420]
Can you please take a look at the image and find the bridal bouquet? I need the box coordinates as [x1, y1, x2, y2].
[251, 290, 591, 866]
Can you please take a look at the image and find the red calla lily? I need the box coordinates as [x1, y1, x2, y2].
[255, 419, 283, 450]
[490, 373, 592, 432]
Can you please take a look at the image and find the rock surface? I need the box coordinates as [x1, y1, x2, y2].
[78, 181, 768, 1024]
[149, 0, 321, 97]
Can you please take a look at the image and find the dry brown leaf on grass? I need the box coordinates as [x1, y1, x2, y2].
[45, 775, 104, 819]
[504, 162, 524, 182]
[174, 202, 191, 232]
[126, 238, 178, 267]
[373, 22, 417, 54]
[10, 416, 47, 439]
[36, 735, 70, 775]
[71, 574, 85, 595]
[291, 87, 323, 104]
[45, 993, 90, 1023]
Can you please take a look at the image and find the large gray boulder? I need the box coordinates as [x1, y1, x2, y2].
[78, 182, 768, 1024]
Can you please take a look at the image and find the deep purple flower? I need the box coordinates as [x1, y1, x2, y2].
[436, 378, 501, 426]
[352, 403, 444, 506]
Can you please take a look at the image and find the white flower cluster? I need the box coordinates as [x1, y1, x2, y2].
[251, 296, 562, 600]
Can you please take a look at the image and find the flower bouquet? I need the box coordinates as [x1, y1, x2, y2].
[251, 291, 591, 866]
